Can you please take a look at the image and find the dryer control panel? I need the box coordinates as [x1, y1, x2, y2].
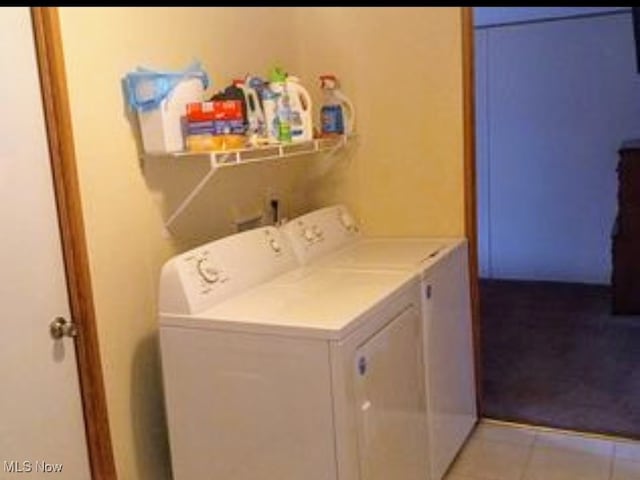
[281, 204, 360, 264]
[159, 227, 297, 314]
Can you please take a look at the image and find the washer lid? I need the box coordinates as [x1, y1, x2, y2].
[160, 268, 417, 339]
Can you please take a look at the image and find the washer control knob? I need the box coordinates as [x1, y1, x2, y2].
[269, 238, 282, 253]
[196, 258, 219, 284]
[303, 227, 315, 242]
[312, 225, 324, 241]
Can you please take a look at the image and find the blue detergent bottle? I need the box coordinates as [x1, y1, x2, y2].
[319, 74, 355, 137]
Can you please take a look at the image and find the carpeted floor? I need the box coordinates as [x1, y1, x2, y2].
[481, 278, 640, 439]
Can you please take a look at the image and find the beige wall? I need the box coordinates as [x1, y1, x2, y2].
[58, 7, 301, 479]
[58, 6, 465, 480]
[294, 7, 465, 236]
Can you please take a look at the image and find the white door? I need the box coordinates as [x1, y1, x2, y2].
[0, 7, 92, 478]
[353, 306, 429, 480]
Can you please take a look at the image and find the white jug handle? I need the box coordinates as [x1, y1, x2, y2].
[297, 86, 313, 113]
[342, 96, 355, 135]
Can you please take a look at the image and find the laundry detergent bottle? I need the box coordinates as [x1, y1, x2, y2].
[261, 85, 281, 144]
[241, 76, 267, 145]
[267, 67, 293, 143]
[286, 76, 313, 142]
[268, 67, 313, 143]
[319, 74, 355, 136]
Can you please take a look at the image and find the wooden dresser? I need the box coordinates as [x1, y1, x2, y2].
[613, 140, 640, 314]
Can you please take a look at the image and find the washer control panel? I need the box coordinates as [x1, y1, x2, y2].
[196, 256, 220, 284]
[182, 249, 229, 297]
[281, 204, 360, 264]
[159, 227, 297, 314]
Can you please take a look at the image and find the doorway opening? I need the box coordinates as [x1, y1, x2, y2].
[471, 7, 640, 439]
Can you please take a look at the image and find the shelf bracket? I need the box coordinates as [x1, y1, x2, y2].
[164, 160, 218, 231]
[327, 134, 348, 156]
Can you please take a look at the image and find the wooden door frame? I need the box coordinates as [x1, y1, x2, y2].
[461, 7, 483, 415]
[31, 7, 117, 479]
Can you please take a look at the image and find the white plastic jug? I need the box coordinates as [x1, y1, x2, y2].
[270, 76, 313, 143]
[125, 61, 208, 153]
[238, 79, 266, 140]
[287, 77, 313, 142]
[261, 87, 281, 144]
[137, 77, 204, 153]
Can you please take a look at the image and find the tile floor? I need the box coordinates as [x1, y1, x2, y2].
[445, 420, 640, 480]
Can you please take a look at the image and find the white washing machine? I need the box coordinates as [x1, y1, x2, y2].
[158, 226, 431, 480]
[281, 205, 478, 480]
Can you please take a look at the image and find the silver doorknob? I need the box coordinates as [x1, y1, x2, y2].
[50, 316, 78, 340]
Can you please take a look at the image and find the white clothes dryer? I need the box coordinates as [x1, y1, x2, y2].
[158, 226, 430, 480]
[281, 205, 478, 480]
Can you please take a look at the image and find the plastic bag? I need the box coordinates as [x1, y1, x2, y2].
[123, 60, 209, 112]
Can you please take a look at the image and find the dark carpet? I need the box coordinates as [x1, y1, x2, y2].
[480, 278, 640, 439]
